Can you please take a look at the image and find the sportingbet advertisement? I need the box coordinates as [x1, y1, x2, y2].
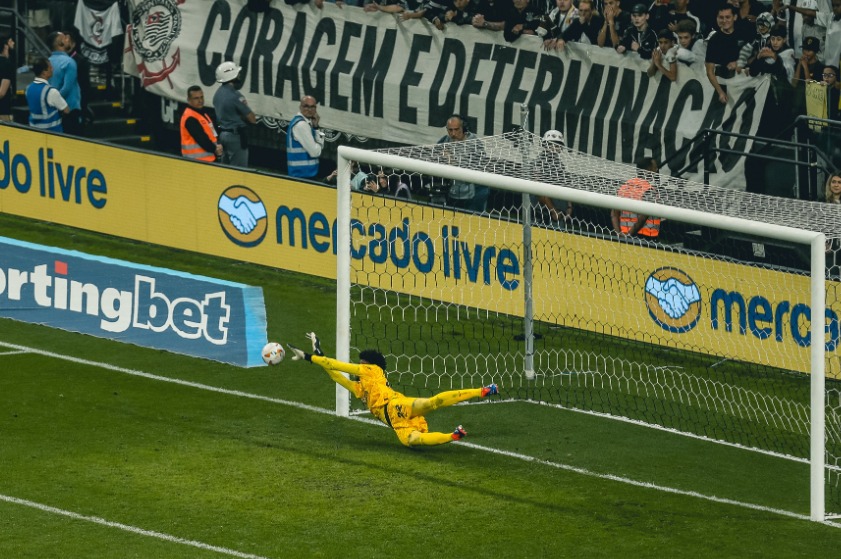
[0, 236, 268, 367]
[0, 124, 839, 376]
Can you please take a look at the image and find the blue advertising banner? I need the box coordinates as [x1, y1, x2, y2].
[0, 236, 268, 367]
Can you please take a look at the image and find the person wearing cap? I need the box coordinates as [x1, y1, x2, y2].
[534, 129, 573, 228]
[647, 29, 679, 81]
[791, 37, 824, 116]
[794, 36, 823, 84]
[616, 3, 658, 59]
[736, 12, 775, 74]
[779, 0, 822, 60]
[212, 61, 256, 167]
[597, 0, 632, 49]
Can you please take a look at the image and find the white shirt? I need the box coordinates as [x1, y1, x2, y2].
[291, 111, 325, 158]
[33, 77, 68, 112]
[816, 9, 841, 68]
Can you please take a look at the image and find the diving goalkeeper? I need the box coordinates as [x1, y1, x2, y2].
[287, 333, 499, 447]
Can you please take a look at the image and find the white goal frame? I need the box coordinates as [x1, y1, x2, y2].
[335, 144, 827, 522]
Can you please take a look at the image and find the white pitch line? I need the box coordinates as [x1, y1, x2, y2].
[2, 340, 841, 535]
[0, 494, 273, 559]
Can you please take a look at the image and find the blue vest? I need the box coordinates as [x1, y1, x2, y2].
[286, 115, 319, 178]
[26, 81, 63, 132]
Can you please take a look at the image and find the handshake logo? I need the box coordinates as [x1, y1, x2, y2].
[644, 267, 702, 333]
[218, 186, 268, 247]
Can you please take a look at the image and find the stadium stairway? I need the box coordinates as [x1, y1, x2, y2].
[12, 74, 154, 148]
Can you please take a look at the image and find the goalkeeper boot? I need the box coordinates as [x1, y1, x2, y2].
[481, 383, 499, 398]
[452, 425, 467, 440]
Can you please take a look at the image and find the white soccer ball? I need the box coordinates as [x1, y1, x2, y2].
[261, 342, 285, 365]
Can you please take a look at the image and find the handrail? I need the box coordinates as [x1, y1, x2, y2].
[661, 125, 835, 199]
[0, 7, 51, 64]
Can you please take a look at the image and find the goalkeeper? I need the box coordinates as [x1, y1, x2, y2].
[288, 333, 499, 447]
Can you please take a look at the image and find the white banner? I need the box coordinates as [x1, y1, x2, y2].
[124, 0, 770, 188]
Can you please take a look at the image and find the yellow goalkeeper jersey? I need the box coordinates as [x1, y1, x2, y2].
[311, 355, 397, 422]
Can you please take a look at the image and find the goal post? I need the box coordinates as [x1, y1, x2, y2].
[336, 130, 837, 521]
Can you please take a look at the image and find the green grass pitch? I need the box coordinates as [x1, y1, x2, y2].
[1, 213, 840, 558]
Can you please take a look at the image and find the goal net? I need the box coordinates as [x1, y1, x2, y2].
[336, 129, 841, 521]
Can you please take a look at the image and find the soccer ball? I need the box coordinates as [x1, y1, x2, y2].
[261, 342, 285, 365]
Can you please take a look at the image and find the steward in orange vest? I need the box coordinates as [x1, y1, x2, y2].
[180, 86, 221, 162]
[611, 158, 661, 239]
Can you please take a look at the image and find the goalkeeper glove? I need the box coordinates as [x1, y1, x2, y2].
[287, 344, 311, 362]
[306, 332, 324, 356]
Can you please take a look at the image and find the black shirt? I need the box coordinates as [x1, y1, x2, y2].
[0, 55, 14, 115]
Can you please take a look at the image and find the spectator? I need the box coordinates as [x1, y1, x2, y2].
[824, 171, 841, 275]
[441, 0, 476, 27]
[534, 129, 573, 228]
[213, 61, 257, 167]
[472, 0, 508, 31]
[0, 34, 14, 122]
[503, 0, 544, 43]
[390, 173, 413, 199]
[180, 85, 222, 163]
[794, 36, 823, 85]
[823, 65, 840, 120]
[364, 0, 408, 13]
[675, 19, 705, 65]
[752, 24, 796, 136]
[287, 96, 326, 179]
[791, 36, 824, 117]
[729, 0, 765, 24]
[401, 0, 450, 28]
[554, 0, 604, 47]
[714, 0, 755, 42]
[617, 4, 658, 60]
[736, 12, 775, 74]
[611, 157, 661, 240]
[437, 115, 487, 211]
[781, 0, 823, 59]
[63, 31, 91, 129]
[362, 172, 389, 194]
[541, 0, 578, 50]
[819, 65, 841, 167]
[647, 29, 679, 81]
[47, 31, 81, 135]
[598, 0, 632, 49]
[25, 57, 69, 133]
[323, 160, 369, 189]
[816, 0, 841, 72]
[751, 25, 796, 79]
[650, 0, 704, 36]
[825, 170, 841, 203]
[706, 4, 744, 104]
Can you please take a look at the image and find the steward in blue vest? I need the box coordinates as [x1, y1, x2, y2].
[286, 96, 325, 178]
[25, 56, 68, 132]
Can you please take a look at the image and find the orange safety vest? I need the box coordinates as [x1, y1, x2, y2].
[180, 107, 218, 162]
[618, 178, 660, 237]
